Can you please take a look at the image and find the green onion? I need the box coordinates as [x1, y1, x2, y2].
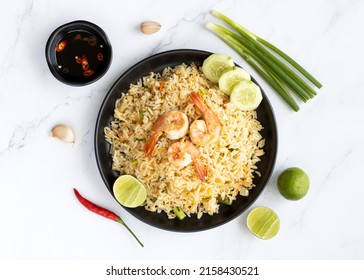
[206, 10, 322, 111]
[217, 194, 232, 205]
[173, 207, 186, 220]
[139, 111, 145, 119]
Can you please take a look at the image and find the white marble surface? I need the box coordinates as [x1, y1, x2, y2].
[1, 0, 363, 260]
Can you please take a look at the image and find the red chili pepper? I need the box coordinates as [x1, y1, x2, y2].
[97, 52, 104, 61]
[83, 69, 94, 77]
[73, 188, 144, 247]
[80, 55, 89, 71]
[75, 56, 82, 64]
[55, 40, 67, 52]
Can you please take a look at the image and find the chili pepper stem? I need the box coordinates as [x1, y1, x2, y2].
[117, 217, 144, 247]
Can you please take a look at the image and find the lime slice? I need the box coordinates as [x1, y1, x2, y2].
[202, 53, 235, 83]
[230, 80, 263, 110]
[113, 175, 147, 208]
[277, 167, 310, 200]
[218, 66, 251, 95]
[246, 207, 280, 239]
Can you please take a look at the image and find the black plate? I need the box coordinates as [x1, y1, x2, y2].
[95, 49, 277, 232]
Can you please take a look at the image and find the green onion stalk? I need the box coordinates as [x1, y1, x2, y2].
[206, 10, 322, 111]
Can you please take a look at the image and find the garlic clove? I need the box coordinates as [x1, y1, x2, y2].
[51, 125, 75, 144]
[140, 21, 161, 34]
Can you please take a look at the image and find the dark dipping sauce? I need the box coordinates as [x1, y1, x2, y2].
[55, 31, 107, 83]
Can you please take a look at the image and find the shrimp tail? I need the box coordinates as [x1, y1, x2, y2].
[190, 92, 207, 113]
[144, 132, 162, 157]
[193, 158, 207, 181]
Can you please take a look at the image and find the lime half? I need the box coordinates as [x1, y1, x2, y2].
[218, 66, 251, 95]
[202, 53, 235, 83]
[246, 207, 280, 239]
[230, 80, 263, 111]
[113, 175, 147, 208]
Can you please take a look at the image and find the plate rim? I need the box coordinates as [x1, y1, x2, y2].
[94, 48, 278, 232]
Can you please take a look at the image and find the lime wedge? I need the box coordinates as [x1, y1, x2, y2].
[202, 53, 235, 83]
[246, 207, 280, 239]
[230, 80, 263, 111]
[218, 66, 251, 95]
[113, 175, 147, 208]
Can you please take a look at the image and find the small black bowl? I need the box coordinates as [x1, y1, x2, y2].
[45, 20, 112, 86]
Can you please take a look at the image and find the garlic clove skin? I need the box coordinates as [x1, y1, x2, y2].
[140, 21, 161, 34]
[51, 125, 75, 144]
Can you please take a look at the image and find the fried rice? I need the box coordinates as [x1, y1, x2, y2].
[104, 63, 265, 219]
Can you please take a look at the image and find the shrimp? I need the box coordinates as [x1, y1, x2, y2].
[144, 111, 189, 157]
[189, 92, 221, 146]
[167, 140, 207, 180]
